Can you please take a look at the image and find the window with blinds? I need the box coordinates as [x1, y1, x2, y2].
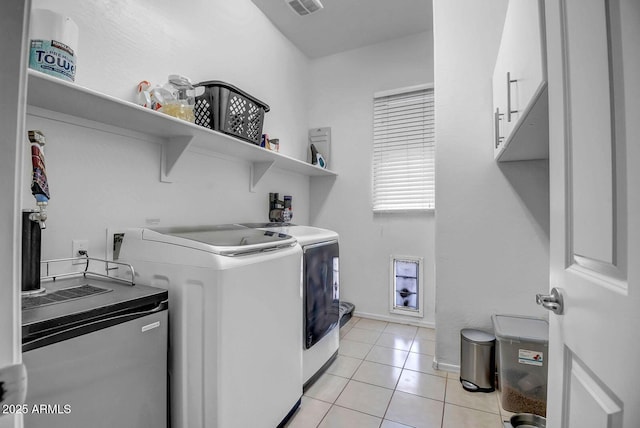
[372, 84, 435, 212]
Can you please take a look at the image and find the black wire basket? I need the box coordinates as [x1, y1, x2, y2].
[194, 81, 270, 145]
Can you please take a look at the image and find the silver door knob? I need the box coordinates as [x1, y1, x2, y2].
[536, 287, 564, 315]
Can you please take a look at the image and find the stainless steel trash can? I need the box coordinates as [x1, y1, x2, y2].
[460, 328, 496, 392]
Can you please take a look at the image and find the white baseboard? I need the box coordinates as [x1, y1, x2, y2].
[354, 311, 436, 329]
[433, 358, 459, 374]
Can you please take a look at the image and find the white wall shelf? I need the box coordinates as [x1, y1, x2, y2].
[26, 70, 337, 185]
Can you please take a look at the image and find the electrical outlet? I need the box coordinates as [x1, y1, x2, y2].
[72, 239, 89, 264]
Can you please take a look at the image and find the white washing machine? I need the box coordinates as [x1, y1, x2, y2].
[118, 225, 303, 428]
[244, 224, 340, 388]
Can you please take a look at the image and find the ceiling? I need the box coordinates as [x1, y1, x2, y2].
[250, 0, 433, 59]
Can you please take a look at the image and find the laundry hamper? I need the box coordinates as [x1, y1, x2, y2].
[194, 80, 270, 145]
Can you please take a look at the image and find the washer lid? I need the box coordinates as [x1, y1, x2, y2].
[143, 225, 296, 256]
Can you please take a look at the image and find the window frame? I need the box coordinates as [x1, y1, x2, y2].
[372, 83, 435, 214]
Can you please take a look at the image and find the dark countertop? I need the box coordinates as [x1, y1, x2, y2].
[22, 274, 167, 345]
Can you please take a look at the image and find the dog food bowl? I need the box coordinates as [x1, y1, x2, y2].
[510, 413, 546, 428]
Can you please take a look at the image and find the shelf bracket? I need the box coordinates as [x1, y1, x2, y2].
[161, 135, 194, 183]
[250, 161, 275, 192]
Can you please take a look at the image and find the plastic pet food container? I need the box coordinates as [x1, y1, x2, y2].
[492, 314, 549, 417]
[193, 81, 270, 145]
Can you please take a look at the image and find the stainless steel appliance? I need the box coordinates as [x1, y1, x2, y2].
[21, 257, 168, 428]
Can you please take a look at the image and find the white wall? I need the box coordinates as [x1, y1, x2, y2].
[433, 0, 550, 369]
[308, 32, 436, 326]
[25, 0, 314, 262]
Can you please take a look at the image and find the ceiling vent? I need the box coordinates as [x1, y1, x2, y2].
[286, 0, 324, 16]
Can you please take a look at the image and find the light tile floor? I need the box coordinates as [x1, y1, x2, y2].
[286, 317, 514, 428]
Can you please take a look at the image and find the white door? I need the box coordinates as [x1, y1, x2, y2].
[545, 0, 639, 427]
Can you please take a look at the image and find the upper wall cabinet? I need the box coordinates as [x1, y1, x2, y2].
[492, 0, 549, 162]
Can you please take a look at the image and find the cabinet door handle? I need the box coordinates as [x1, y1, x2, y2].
[494, 108, 505, 148]
[507, 72, 519, 122]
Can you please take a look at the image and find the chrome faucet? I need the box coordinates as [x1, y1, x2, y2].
[29, 202, 48, 229]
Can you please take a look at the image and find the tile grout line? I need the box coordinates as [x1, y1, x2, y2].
[304, 321, 458, 428]
[312, 375, 351, 428]
[440, 375, 449, 428]
[313, 324, 385, 428]
[378, 328, 420, 428]
[336, 352, 503, 414]
[351, 321, 500, 425]
[445, 401, 503, 416]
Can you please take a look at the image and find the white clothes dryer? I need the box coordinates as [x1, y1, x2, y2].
[118, 225, 302, 428]
[243, 224, 340, 388]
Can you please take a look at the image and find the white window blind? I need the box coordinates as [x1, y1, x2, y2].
[372, 85, 435, 212]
